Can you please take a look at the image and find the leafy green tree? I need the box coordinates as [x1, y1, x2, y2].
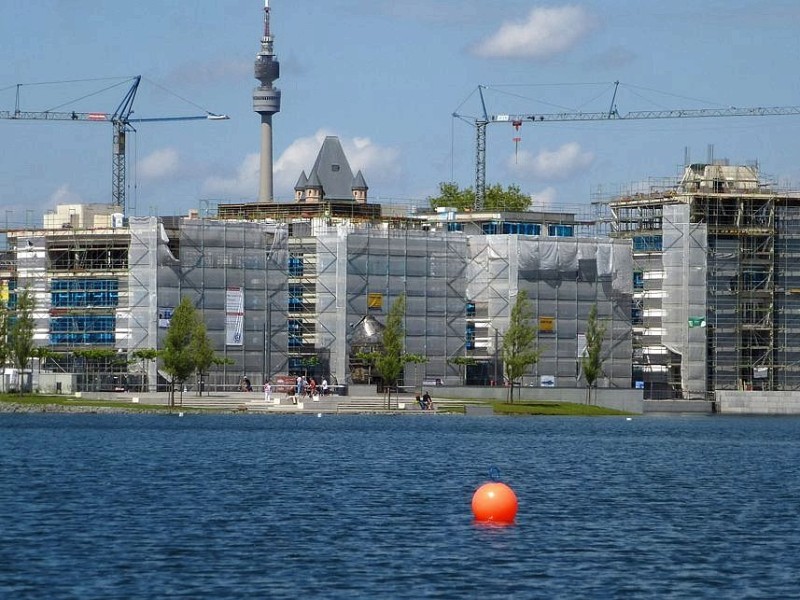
[131, 348, 159, 392]
[581, 304, 607, 405]
[73, 348, 119, 392]
[162, 297, 199, 406]
[358, 294, 427, 407]
[428, 182, 475, 211]
[9, 287, 36, 394]
[190, 321, 215, 396]
[450, 355, 477, 385]
[428, 182, 531, 212]
[485, 183, 531, 211]
[502, 290, 540, 403]
[32, 347, 56, 372]
[0, 300, 9, 392]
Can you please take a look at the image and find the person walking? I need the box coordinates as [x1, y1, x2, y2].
[264, 380, 272, 404]
[321, 377, 329, 396]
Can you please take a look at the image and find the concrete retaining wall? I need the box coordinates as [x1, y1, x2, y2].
[354, 384, 644, 414]
[717, 391, 800, 415]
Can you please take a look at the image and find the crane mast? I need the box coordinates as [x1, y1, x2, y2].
[0, 76, 229, 214]
[458, 83, 800, 211]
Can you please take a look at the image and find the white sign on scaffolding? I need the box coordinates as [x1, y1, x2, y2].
[226, 287, 244, 346]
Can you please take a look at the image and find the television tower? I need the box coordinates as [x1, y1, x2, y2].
[253, 0, 281, 202]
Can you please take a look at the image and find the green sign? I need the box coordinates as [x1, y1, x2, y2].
[688, 317, 706, 328]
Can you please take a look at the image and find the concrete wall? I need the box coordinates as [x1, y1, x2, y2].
[717, 391, 800, 415]
[643, 400, 713, 414]
[366, 384, 643, 414]
[36, 373, 76, 395]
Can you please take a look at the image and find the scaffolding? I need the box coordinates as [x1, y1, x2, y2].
[608, 162, 800, 400]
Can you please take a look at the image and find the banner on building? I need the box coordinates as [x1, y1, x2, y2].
[540, 375, 555, 388]
[158, 307, 173, 329]
[226, 287, 244, 346]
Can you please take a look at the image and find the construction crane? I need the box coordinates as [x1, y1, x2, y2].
[0, 75, 229, 214]
[455, 82, 800, 211]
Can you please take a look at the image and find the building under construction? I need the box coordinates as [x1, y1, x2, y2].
[608, 162, 800, 400]
[2, 137, 632, 394]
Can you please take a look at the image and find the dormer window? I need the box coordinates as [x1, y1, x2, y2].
[331, 164, 340, 172]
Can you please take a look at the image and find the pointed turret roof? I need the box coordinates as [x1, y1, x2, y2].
[306, 170, 323, 189]
[306, 136, 356, 200]
[352, 170, 368, 191]
[295, 171, 308, 191]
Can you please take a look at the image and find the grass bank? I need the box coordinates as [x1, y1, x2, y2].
[0, 393, 180, 413]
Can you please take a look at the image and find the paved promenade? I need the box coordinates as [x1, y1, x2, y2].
[76, 389, 450, 414]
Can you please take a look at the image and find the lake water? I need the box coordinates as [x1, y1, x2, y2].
[1, 413, 799, 599]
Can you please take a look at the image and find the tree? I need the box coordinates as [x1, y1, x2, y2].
[131, 348, 159, 392]
[358, 295, 426, 408]
[581, 304, 607, 405]
[485, 183, 531, 212]
[428, 182, 531, 212]
[162, 296, 199, 407]
[0, 300, 9, 392]
[428, 182, 474, 211]
[502, 290, 540, 403]
[73, 348, 119, 392]
[8, 287, 36, 394]
[190, 321, 215, 396]
[450, 355, 477, 385]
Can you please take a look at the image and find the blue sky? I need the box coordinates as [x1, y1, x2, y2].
[2, 0, 800, 222]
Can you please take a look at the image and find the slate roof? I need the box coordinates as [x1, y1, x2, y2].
[305, 136, 363, 201]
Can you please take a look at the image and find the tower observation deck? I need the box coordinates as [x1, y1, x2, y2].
[253, 0, 281, 202]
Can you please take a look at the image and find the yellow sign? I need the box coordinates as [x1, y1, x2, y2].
[539, 316, 555, 332]
[368, 293, 383, 309]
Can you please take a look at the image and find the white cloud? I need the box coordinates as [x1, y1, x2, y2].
[49, 184, 84, 205]
[203, 129, 402, 200]
[529, 187, 558, 211]
[473, 6, 594, 60]
[202, 153, 260, 199]
[510, 142, 594, 180]
[138, 148, 180, 181]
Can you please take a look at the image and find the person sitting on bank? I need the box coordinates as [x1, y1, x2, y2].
[423, 391, 433, 410]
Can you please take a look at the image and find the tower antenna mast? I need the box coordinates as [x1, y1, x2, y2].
[253, 0, 281, 202]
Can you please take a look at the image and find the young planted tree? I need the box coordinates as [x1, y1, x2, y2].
[581, 304, 607, 405]
[359, 294, 426, 408]
[73, 348, 119, 392]
[0, 300, 9, 392]
[162, 297, 200, 407]
[450, 356, 477, 385]
[131, 348, 159, 392]
[8, 287, 36, 394]
[502, 290, 540, 403]
[190, 321, 215, 396]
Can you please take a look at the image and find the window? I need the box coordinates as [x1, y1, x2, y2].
[51, 279, 119, 308]
[50, 315, 115, 345]
[548, 224, 574, 237]
[632, 235, 663, 252]
[288, 255, 304, 277]
[465, 323, 476, 350]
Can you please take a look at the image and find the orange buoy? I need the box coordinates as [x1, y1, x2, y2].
[471, 482, 518, 524]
